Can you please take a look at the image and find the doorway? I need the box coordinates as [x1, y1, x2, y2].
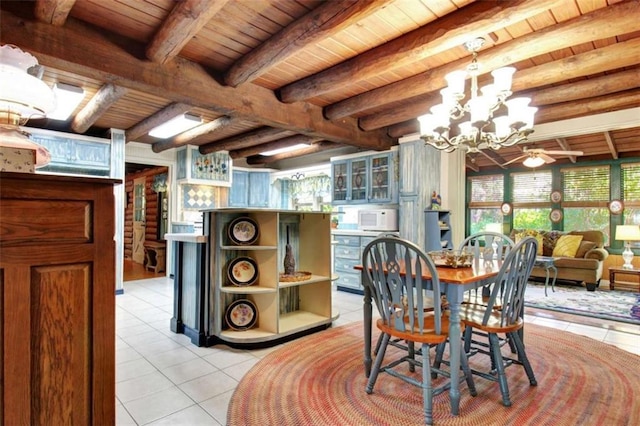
[124, 163, 170, 281]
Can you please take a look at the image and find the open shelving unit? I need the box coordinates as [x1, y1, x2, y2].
[206, 209, 334, 346]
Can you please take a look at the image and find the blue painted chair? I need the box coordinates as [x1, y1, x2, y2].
[457, 236, 538, 407]
[361, 236, 476, 425]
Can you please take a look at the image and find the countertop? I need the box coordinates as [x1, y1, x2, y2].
[164, 233, 207, 243]
[331, 229, 399, 237]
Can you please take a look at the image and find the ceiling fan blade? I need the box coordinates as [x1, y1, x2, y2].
[503, 155, 527, 166]
[540, 153, 556, 163]
[543, 150, 584, 156]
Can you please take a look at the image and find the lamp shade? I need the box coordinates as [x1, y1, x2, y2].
[615, 225, 640, 241]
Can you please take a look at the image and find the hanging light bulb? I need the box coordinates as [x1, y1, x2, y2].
[0, 44, 55, 170]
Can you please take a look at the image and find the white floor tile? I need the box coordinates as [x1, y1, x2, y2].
[145, 346, 200, 370]
[117, 371, 175, 403]
[199, 389, 235, 425]
[161, 358, 218, 385]
[117, 358, 157, 383]
[178, 371, 238, 403]
[566, 323, 609, 340]
[123, 387, 194, 425]
[147, 404, 219, 425]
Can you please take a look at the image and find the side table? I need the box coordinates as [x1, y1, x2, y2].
[609, 267, 640, 291]
[144, 241, 166, 273]
[534, 256, 558, 296]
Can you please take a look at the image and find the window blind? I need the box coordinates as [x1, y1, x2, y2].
[561, 166, 610, 202]
[622, 162, 640, 202]
[469, 174, 503, 205]
[511, 170, 552, 204]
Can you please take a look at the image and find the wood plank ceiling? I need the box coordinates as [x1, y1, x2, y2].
[1, 0, 638, 171]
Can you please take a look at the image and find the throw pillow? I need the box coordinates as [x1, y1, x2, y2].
[575, 241, 597, 258]
[552, 235, 584, 258]
[515, 230, 543, 255]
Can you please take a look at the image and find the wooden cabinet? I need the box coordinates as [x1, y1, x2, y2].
[331, 150, 398, 205]
[424, 210, 453, 251]
[206, 209, 333, 345]
[229, 170, 271, 208]
[0, 172, 117, 425]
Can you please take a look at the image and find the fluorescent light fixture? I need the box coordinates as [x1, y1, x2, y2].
[523, 156, 545, 168]
[149, 113, 202, 138]
[260, 143, 310, 156]
[47, 83, 85, 120]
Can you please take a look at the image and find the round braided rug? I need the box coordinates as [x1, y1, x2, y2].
[228, 322, 640, 425]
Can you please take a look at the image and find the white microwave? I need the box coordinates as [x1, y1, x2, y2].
[357, 209, 398, 232]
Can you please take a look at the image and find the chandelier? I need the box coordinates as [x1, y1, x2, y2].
[418, 38, 537, 153]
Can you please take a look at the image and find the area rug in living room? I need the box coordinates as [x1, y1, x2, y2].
[524, 282, 640, 325]
[227, 322, 639, 426]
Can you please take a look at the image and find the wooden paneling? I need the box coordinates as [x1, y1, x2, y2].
[0, 172, 117, 425]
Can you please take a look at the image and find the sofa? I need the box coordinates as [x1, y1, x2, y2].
[510, 229, 609, 291]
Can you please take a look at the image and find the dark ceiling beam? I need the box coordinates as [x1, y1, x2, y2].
[224, 0, 390, 87]
[200, 127, 295, 154]
[0, 9, 392, 151]
[229, 135, 323, 160]
[246, 141, 341, 166]
[324, 1, 640, 122]
[146, 0, 229, 64]
[34, 0, 76, 26]
[479, 150, 507, 169]
[125, 102, 192, 142]
[71, 83, 127, 133]
[278, 0, 561, 103]
[152, 116, 234, 153]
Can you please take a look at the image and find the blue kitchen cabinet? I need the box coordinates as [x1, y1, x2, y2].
[248, 171, 270, 207]
[331, 150, 397, 205]
[229, 170, 249, 207]
[229, 170, 270, 207]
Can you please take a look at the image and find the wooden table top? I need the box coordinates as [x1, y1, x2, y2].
[355, 259, 501, 285]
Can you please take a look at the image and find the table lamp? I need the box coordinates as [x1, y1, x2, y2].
[615, 224, 640, 270]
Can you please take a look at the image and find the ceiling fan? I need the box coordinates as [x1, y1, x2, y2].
[503, 148, 584, 168]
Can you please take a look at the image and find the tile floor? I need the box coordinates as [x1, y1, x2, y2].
[116, 277, 640, 425]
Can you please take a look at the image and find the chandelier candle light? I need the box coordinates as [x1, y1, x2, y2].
[418, 37, 537, 153]
[615, 224, 640, 270]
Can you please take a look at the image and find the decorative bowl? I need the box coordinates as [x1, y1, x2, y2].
[428, 249, 473, 268]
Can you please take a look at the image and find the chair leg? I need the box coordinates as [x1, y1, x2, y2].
[488, 333, 512, 407]
[432, 342, 446, 378]
[366, 333, 390, 394]
[459, 345, 477, 397]
[463, 325, 473, 354]
[421, 343, 434, 426]
[408, 341, 416, 372]
[509, 332, 537, 386]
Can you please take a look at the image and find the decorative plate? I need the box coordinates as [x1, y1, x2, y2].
[608, 199, 624, 215]
[550, 190, 562, 203]
[549, 209, 563, 223]
[228, 217, 259, 245]
[500, 202, 512, 216]
[225, 299, 258, 330]
[227, 257, 259, 286]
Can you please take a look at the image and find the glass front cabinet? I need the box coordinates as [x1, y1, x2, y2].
[331, 150, 397, 205]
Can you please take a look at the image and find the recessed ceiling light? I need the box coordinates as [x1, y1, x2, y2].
[149, 113, 202, 138]
[260, 143, 310, 156]
[47, 83, 85, 121]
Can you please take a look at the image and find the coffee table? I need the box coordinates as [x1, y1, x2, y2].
[535, 256, 557, 296]
[609, 267, 640, 291]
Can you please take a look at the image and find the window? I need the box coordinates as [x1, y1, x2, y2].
[622, 162, 640, 224]
[468, 174, 504, 235]
[511, 170, 552, 230]
[562, 165, 610, 243]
